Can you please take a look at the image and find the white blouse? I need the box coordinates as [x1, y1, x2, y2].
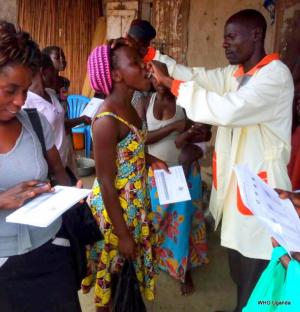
[24, 88, 71, 167]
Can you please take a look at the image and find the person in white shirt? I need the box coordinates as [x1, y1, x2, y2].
[24, 53, 91, 180]
[146, 9, 294, 312]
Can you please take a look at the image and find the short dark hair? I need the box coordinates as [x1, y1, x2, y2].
[108, 40, 131, 70]
[0, 20, 40, 72]
[42, 45, 62, 55]
[128, 19, 156, 41]
[40, 53, 54, 70]
[226, 9, 267, 40]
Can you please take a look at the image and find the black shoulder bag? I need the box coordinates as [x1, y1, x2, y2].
[25, 108, 103, 288]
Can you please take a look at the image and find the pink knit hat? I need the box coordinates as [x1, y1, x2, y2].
[87, 45, 112, 95]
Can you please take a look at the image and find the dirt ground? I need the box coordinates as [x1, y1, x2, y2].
[79, 175, 236, 312]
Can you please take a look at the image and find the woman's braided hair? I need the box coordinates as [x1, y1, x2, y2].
[0, 20, 40, 72]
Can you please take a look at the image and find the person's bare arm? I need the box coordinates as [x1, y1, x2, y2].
[65, 116, 91, 132]
[93, 115, 136, 259]
[135, 94, 185, 144]
[175, 123, 212, 149]
[146, 119, 187, 145]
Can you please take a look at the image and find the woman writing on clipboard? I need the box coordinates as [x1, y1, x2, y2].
[0, 22, 82, 311]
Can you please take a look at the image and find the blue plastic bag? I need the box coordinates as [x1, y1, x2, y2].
[277, 258, 300, 312]
[243, 247, 287, 312]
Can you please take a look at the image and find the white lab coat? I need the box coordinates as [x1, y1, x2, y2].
[154, 50, 294, 259]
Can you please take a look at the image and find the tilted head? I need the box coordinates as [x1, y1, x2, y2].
[0, 21, 40, 121]
[223, 9, 267, 66]
[127, 19, 156, 57]
[42, 45, 67, 71]
[87, 41, 151, 96]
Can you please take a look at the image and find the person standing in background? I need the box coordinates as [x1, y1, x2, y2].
[42, 45, 70, 104]
[126, 19, 157, 108]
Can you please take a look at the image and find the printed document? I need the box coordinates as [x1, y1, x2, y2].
[154, 166, 191, 205]
[6, 186, 91, 227]
[234, 165, 300, 253]
[80, 98, 104, 118]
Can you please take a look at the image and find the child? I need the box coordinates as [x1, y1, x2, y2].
[136, 64, 210, 295]
[81, 42, 167, 311]
[42, 46, 70, 103]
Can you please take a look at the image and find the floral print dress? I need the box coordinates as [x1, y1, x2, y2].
[148, 162, 208, 281]
[81, 112, 157, 308]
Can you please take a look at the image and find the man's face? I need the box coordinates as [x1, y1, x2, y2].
[223, 22, 255, 65]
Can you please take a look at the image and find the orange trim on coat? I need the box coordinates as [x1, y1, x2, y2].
[237, 171, 268, 215]
[233, 53, 280, 78]
[212, 151, 217, 190]
[171, 80, 184, 97]
[143, 47, 156, 63]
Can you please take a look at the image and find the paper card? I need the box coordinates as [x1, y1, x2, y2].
[234, 165, 300, 253]
[6, 186, 91, 227]
[80, 98, 104, 118]
[154, 165, 191, 205]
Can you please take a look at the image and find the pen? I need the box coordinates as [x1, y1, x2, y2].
[35, 182, 49, 187]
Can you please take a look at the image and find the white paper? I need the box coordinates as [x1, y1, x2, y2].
[154, 166, 191, 205]
[80, 98, 104, 118]
[234, 165, 300, 253]
[6, 186, 91, 228]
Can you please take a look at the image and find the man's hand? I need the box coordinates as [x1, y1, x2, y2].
[275, 189, 300, 216]
[0, 181, 52, 209]
[149, 61, 173, 88]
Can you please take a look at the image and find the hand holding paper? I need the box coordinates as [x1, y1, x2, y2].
[234, 165, 300, 254]
[6, 185, 91, 227]
[154, 165, 191, 205]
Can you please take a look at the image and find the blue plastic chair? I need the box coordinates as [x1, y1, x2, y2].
[67, 95, 92, 158]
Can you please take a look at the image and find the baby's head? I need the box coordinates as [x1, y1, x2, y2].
[88, 42, 151, 95]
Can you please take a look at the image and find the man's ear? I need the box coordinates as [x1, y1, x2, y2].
[252, 27, 263, 42]
[111, 68, 122, 83]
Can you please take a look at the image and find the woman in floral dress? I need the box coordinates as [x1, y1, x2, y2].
[81, 43, 167, 311]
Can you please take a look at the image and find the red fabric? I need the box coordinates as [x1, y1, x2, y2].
[212, 151, 217, 190]
[288, 127, 300, 190]
[237, 171, 268, 215]
[233, 53, 280, 78]
[143, 47, 156, 63]
[171, 80, 184, 97]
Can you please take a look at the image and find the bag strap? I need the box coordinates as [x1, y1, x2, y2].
[24, 108, 47, 158]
